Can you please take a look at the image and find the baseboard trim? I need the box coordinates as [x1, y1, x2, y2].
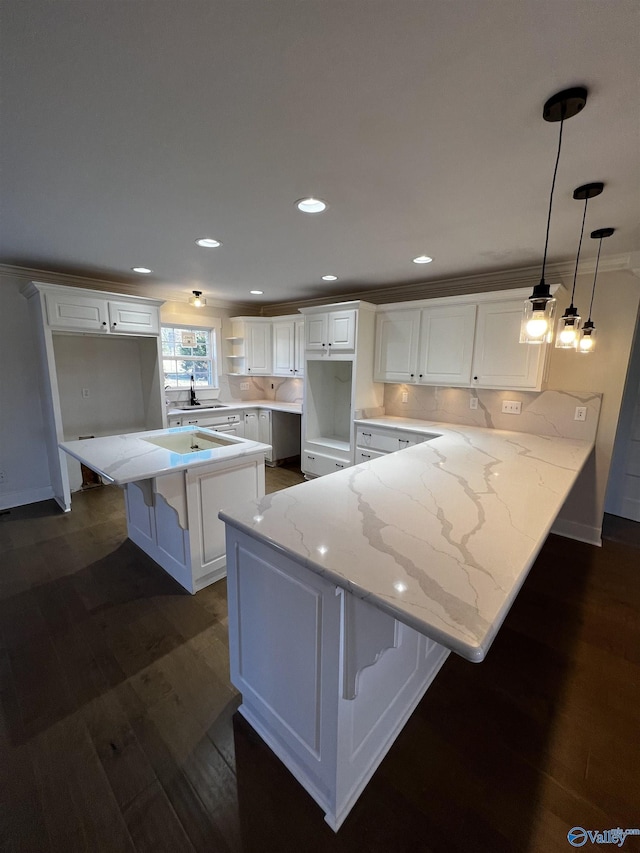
[551, 517, 602, 547]
[0, 485, 55, 512]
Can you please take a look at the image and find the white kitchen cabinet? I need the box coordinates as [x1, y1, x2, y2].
[229, 318, 273, 375]
[374, 288, 556, 391]
[272, 316, 305, 377]
[258, 410, 274, 463]
[418, 303, 476, 385]
[300, 301, 384, 479]
[305, 308, 356, 353]
[375, 304, 475, 385]
[471, 299, 547, 389]
[44, 289, 159, 336]
[244, 410, 259, 441]
[356, 425, 430, 454]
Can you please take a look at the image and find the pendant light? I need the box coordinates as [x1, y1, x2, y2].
[556, 182, 603, 349]
[578, 227, 614, 354]
[190, 290, 206, 308]
[520, 87, 588, 344]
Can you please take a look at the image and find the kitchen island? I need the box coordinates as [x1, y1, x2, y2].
[60, 426, 271, 593]
[219, 421, 594, 830]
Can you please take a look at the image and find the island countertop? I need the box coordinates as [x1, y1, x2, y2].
[60, 427, 271, 486]
[167, 399, 302, 417]
[219, 421, 594, 663]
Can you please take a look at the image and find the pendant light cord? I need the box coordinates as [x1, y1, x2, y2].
[587, 237, 603, 321]
[570, 196, 588, 306]
[540, 114, 565, 282]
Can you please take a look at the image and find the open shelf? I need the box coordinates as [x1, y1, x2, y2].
[306, 436, 351, 453]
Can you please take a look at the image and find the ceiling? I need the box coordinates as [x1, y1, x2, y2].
[1, 1, 638, 308]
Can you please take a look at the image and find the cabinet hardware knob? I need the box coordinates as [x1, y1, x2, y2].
[419, 374, 423, 378]
[290, 369, 293, 372]
[473, 376, 478, 381]
[362, 432, 371, 437]
[336, 463, 343, 468]
[362, 453, 370, 458]
[102, 321, 107, 326]
[322, 343, 325, 347]
[308, 455, 315, 460]
[328, 343, 332, 346]
[410, 373, 414, 378]
[112, 322, 117, 327]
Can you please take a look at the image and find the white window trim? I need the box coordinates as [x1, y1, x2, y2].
[161, 315, 222, 391]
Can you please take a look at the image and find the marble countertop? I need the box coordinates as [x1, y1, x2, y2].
[219, 420, 594, 663]
[60, 427, 271, 485]
[167, 399, 302, 417]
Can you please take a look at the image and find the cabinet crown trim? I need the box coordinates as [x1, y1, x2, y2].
[298, 300, 376, 315]
[21, 281, 165, 307]
[377, 284, 562, 313]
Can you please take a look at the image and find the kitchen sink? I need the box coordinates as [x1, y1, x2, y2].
[143, 430, 235, 453]
[175, 403, 227, 410]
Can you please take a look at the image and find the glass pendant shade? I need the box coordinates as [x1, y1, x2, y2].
[520, 295, 556, 343]
[578, 320, 596, 353]
[555, 305, 581, 349]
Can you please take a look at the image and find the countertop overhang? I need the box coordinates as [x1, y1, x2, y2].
[59, 427, 272, 485]
[167, 400, 302, 417]
[219, 419, 594, 663]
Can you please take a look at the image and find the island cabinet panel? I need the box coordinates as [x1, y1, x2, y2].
[224, 526, 450, 832]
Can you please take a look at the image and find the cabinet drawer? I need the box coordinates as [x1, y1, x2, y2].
[302, 450, 351, 478]
[356, 426, 425, 454]
[355, 448, 386, 464]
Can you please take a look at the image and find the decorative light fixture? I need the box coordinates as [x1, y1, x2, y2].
[195, 237, 221, 248]
[520, 86, 587, 344]
[578, 227, 614, 353]
[190, 290, 206, 307]
[296, 197, 327, 214]
[556, 182, 603, 349]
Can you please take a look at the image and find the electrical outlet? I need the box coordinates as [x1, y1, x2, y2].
[574, 406, 587, 421]
[501, 400, 521, 415]
[469, 396, 478, 410]
[81, 388, 90, 398]
[0, 471, 5, 483]
[240, 382, 249, 391]
[401, 391, 409, 403]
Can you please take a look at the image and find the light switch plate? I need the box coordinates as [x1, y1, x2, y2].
[501, 400, 521, 415]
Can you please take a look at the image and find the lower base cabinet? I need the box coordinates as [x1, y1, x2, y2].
[302, 450, 350, 478]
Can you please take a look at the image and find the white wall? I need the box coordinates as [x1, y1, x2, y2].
[546, 268, 640, 542]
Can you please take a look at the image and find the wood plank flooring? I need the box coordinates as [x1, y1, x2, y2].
[0, 471, 638, 852]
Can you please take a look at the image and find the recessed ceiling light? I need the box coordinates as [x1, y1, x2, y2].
[321, 274, 338, 281]
[412, 255, 433, 264]
[131, 267, 152, 274]
[250, 290, 263, 295]
[195, 238, 222, 248]
[296, 197, 327, 214]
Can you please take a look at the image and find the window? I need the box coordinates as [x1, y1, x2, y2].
[161, 324, 218, 388]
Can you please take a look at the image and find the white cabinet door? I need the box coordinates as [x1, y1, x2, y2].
[245, 322, 272, 374]
[305, 314, 328, 351]
[108, 301, 160, 335]
[418, 304, 476, 385]
[272, 321, 295, 376]
[328, 310, 356, 351]
[244, 410, 259, 441]
[472, 300, 546, 389]
[45, 291, 109, 332]
[302, 450, 350, 477]
[294, 318, 305, 377]
[258, 410, 273, 462]
[374, 309, 420, 382]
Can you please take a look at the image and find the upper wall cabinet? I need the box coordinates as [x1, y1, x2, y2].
[44, 289, 160, 335]
[374, 288, 559, 391]
[471, 299, 545, 389]
[229, 318, 273, 375]
[272, 316, 305, 378]
[305, 308, 356, 353]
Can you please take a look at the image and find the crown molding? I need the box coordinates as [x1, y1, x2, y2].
[259, 253, 635, 316]
[0, 263, 254, 312]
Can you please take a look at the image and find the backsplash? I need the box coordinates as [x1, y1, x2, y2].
[383, 385, 602, 442]
[219, 375, 304, 404]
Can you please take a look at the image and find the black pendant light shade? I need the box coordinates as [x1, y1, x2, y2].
[521, 87, 588, 344]
[556, 182, 604, 349]
[578, 227, 615, 353]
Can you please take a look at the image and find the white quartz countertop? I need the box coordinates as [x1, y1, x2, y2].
[219, 420, 594, 663]
[60, 427, 271, 485]
[167, 400, 302, 416]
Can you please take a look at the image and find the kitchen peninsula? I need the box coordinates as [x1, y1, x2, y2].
[60, 426, 270, 593]
[219, 421, 594, 830]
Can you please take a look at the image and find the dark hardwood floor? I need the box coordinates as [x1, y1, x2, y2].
[1, 470, 638, 852]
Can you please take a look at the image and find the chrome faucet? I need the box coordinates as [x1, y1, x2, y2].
[189, 375, 200, 406]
